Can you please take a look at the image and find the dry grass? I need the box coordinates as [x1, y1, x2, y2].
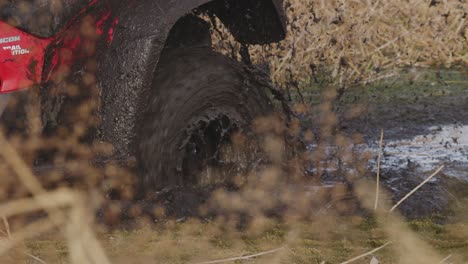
[373, 129, 383, 211]
[1, 89, 466, 263]
[0, 0, 467, 263]
[389, 165, 445, 213]
[212, 0, 467, 89]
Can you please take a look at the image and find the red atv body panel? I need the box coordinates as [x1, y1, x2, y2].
[0, 0, 286, 157]
[0, 0, 118, 94]
[0, 22, 51, 93]
[0, 0, 285, 96]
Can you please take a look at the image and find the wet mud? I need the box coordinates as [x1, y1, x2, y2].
[136, 47, 273, 190]
[305, 71, 468, 220]
[108, 71, 468, 222]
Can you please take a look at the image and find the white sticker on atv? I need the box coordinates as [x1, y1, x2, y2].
[2, 44, 30, 56]
[0, 36, 20, 44]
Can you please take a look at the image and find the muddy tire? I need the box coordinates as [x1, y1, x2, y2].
[137, 47, 272, 190]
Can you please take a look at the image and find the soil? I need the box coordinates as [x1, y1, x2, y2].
[338, 90, 468, 141]
[17, 68, 468, 223]
[136, 47, 273, 191]
[302, 69, 468, 220]
[99, 69, 468, 222]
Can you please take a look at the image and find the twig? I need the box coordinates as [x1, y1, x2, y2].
[193, 246, 285, 264]
[0, 132, 64, 227]
[0, 133, 45, 194]
[340, 242, 392, 264]
[25, 252, 48, 264]
[2, 216, 11, 239]
[0, 189, 76, 219]
[67, 197, 112, 264]
[390, 165, 445, 212]
[438, 254, 452, 264]
[1, 216, 48, 264]
[0, 132, 111, 264]
[361, 72, 397, 85]
[374, 32, 410, 52]
[0, 216, 64, 255]
[374, 129, 384, 210]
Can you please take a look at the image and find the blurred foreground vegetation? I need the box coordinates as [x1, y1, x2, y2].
[1, 0, 467, 263]
[23, 217, 467, 263]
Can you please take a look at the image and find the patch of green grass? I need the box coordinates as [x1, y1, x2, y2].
[26, 239, 68, 263]
[210, 235, 234, 249]
[358, 216, 378, 232]
[293, 68, 467, 105]
[409, 219, 445, 234]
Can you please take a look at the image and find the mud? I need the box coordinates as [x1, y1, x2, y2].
[137, 47, 273, 190]
[0, 94, 9, 118]
[339, 94, 468, 142]
[304, 71, 468, 219]
[108, 71, 468, 222]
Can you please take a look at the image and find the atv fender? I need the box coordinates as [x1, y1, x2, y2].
[95, 0, 286, 157]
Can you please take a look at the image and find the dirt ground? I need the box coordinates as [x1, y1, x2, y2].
[296, 69, 468, 140]
[119, 69, 468, 221]
[301, 69, 468, 220]
[6, 69, 468, 264]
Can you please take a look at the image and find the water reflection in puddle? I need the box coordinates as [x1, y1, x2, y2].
[366, 124, 468, 181]
[308, 124, 468, 182]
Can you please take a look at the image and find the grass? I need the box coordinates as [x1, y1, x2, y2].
[343, 69, 468, 102]
[290, 68, 468, 105]
[20, 217, 467, 263]
[1, 0, 467, 262]
[2, 67, 466, 263]
[213, 0, 467, 88]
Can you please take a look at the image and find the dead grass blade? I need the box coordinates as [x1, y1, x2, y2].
[3, 215, 49, 264]
[438, 254, 452, 264]
[0, 216, 64, 255]
[2, 216, 11, 239]
[67, 197, 111, 264]
[0, 131, 111, 264]
[24, 252, 48, 264]
[194, 246, 285, 264]
[0, 132, 45, 195]
[0, 188, 76, 219]
[374, 129, 384, 210]
[390, 165, 445, 212]
[339, 242, 392, 264]
[0, 132, 65, 227]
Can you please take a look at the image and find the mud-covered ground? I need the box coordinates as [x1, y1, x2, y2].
[301, 69, 468, 220]
[111, 69, 468, 221]
[16, 70, 468, 264]
[20, 69, 466, 222]
[337, 70, 468, 141]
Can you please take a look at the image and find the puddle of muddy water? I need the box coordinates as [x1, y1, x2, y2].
[365, 124, 468, 182]
[305, 124, 468, 218]
[307, 124, 468, 182]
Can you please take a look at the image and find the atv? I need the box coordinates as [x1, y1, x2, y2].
[0, 0, 287, 191]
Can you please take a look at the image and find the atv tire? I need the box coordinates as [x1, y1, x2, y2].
[137, 47, 272, 190]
